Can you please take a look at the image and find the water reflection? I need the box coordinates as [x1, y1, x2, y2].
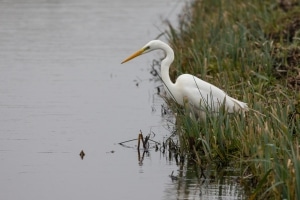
[163, 159, 246, 199]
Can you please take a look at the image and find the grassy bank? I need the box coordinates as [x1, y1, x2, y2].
[165, 0, 300, 199]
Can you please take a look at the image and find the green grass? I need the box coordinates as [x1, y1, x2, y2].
[164, 0, 300, 199]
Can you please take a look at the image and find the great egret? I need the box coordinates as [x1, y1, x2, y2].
[121, 40, 248, 117]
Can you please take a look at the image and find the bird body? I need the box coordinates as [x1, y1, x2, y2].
[121, 40, 248, 116]
[171, 73, 248, 113]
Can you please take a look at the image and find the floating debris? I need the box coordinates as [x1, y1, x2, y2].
[79, 150, 85, 160]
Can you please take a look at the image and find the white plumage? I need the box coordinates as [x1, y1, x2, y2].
[122, 40, 248, 117]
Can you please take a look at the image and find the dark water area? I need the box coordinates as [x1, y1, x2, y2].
[0, 0, 245, 199]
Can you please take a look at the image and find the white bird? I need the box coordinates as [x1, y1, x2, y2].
[121, 40, 248, 118]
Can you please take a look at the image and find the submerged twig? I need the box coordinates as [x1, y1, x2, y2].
[169, 171, 178, 181]
[137, 131, 145, 150]
[118, 138, 138, 145]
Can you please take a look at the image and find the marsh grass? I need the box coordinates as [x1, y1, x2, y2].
[164, 0, 300, 199]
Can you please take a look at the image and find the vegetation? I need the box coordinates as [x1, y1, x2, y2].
[164, 0, 300, 199]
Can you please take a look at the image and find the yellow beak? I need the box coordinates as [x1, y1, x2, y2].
[121, 48, 145, 64]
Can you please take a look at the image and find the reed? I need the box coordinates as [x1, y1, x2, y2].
[165, 0, 300, 198]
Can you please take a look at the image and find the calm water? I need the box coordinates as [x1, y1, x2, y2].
[0, 0, 245, 199]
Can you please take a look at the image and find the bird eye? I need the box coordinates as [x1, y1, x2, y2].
[145, 46, 150, 50]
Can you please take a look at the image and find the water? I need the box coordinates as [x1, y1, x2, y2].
[0, 0, 245, 199]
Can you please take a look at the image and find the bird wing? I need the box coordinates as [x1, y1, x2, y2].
[176, 74, 245, 112]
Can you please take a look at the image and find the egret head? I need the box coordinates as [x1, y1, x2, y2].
[121, 40, 162, 64]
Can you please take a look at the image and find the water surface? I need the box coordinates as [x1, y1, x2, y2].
[0, 0, 186, 199]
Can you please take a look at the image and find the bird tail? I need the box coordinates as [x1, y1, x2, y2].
[230, 97, 249, 112]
